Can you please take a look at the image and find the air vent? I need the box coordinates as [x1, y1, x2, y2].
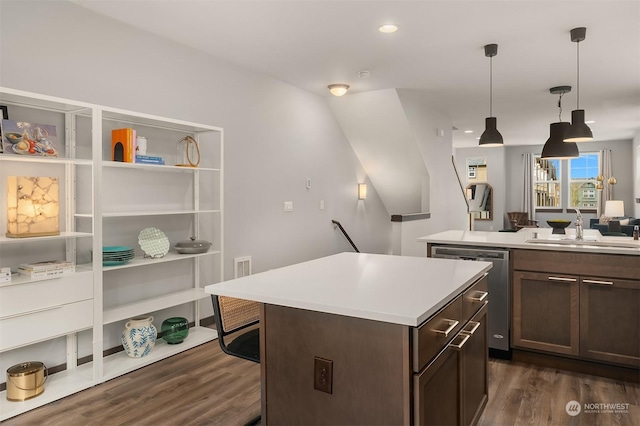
[234, 256, 252, 278]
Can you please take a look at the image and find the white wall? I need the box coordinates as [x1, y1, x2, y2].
[0, 0, 392, 366]
[0, 0, 392, 274]
[391, 90, 467, 255]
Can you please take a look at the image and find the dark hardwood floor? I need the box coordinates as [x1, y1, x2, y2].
[3, 342, 639, 425]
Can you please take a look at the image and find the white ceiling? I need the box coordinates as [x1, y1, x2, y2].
[73, 0, 640, 148]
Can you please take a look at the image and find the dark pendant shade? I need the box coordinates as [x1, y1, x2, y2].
[542, 122, 579, 159]
[564, 109, 593, 142]
[479, 117, 503, 147]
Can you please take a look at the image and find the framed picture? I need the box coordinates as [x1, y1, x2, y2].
[0, 106, 7, 153]
[2, 119, 59, 157]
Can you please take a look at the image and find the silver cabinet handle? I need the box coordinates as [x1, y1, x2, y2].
[583, 279, 614, 286]
[449, 333, 470, 350]
[462, 321, 481, 336]
[0, 304, 64, 321]
[469, 291, 488, 302]
[432, 319, 459, 337]
[547, 276, 577, 282]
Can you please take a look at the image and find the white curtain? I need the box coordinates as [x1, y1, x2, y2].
[598, 149, 612, 217]
[521, 153, 535, 220]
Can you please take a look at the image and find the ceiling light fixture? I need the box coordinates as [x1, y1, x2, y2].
[541, 86, 579, 159]
[464, 130, 474, 134]
[479, 44, 503, 147]
[564, 27, 593, 142]
[378, 24, 398, 33]
[328, 84, 350, 97]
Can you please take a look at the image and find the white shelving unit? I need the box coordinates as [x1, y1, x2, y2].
[0, 87, 223, 421]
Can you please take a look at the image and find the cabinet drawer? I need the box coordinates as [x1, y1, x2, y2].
[413, 295, 463, 372]
[0, 299, 93, 351]
[462, 275, 488, 325]
[0, 271, 93, 319]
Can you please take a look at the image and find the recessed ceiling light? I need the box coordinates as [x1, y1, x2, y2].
[379, 24, 398, 33]
[585, 120, 595, 124]
[464, 130, 474, 134]
[475, 137, 481, 140]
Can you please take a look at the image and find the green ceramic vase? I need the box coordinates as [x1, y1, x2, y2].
[161, 317, 189, 344]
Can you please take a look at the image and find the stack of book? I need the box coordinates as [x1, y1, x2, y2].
[18, 260, 75, 278]
[0, 267, 10, 284]
[135, 155, 165, 165]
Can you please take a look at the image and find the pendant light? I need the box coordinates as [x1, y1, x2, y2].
[564, 27, 593, 142]
[479, 44, 503, 147]
[542, 86, 579, 159]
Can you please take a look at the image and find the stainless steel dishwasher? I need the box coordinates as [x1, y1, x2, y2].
[431, 245, 511, 358]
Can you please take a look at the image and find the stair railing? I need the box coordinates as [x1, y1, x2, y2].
[331, 220, 360, 253]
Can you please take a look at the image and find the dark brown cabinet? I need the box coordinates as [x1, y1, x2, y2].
[414, 294, 488, 426]
[512, 249, 640, 368]
[512, 270, 579, 356]
[580, 277, 640, 367]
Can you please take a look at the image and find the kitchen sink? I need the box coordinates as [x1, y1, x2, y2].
[525, 236, 640, 249]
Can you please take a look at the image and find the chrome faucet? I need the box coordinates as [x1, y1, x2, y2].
[575, 209, 583, 240]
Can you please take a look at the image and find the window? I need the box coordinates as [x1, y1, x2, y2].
[533, 152, 600, 211]
[534, 157, 561, 208]
[569, 152, 600, 209]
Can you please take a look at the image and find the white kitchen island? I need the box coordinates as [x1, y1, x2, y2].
[205, 252, 492, 425]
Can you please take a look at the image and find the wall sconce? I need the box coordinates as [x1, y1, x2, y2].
[328, 84, 350, 97]
[6, 176, 60, 238]
[358, 183, 367, 200]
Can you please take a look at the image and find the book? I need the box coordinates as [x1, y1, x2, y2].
[135, 157, 165, 165]
[17, 268, 71, 278]
[111, 128, 136, 162]
[2, 119, 59, 157]
[19, 260, 74, 272]
[135, 155, 164, 162]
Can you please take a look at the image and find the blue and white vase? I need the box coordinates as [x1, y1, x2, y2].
[122, 316, 157, 358]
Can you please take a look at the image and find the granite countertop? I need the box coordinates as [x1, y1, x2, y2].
[204, 252, 491, 327]
[418, 228, 640, 255]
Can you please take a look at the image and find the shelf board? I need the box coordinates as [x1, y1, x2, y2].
[0, 156, 92, 166]
[102, 250, 220, 271]
[100, 107, 222, 133]
[74, 213, 94, 218]
[102, 161, 220, 172]
[103, 288, 212, 325]
[0, 266, 92, 288]
[0, 232, 93, 244]
[0, 362, 94, 421]
[101, 327, 218, 381]
[102, 209, 220, 217]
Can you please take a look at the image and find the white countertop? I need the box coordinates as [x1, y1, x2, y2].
[418, 228, 640, 255]
[205, 252, 491, 327]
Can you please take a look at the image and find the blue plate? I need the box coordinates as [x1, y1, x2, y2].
[103, 246, 134, 253]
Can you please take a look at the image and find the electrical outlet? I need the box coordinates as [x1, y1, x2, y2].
[313, 356, 333, 394]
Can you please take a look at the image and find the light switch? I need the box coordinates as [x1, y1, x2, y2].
[284, 201, 294, 212]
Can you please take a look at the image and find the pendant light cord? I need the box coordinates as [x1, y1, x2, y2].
[557, 92, 565, 122]
[576, 41, 580, 109]
[489, 56, 493, 117]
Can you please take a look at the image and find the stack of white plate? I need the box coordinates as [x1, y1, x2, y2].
[102, 246, 135, 266]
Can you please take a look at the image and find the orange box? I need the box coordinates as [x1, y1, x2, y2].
[111, 128, 135, 162]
